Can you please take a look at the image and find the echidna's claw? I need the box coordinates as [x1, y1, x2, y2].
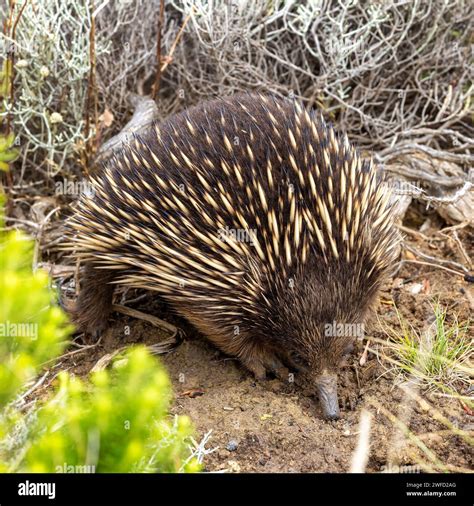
[242, 354, 290, 382]
[265, 357, 290, 382]
[242, 357, 267, 381]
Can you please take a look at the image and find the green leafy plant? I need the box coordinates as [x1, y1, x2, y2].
[0, 231, 69, 408]
[0, 59, 19, 171]
[0, 206, 200, 473]
[24, 347, 199, 473]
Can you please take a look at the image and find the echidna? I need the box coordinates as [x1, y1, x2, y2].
[65, 93, 399, 420]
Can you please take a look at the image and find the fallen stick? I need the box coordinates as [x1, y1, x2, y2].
[112, 303, 178, 337]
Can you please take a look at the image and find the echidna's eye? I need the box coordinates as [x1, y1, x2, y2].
[290, 352, 310, 372]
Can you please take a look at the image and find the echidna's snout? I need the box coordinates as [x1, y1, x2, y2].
[315, 372, 340, 420]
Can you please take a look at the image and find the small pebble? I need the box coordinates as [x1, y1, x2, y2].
[226, 440, 238, 452]
[406, 282, 423, 295]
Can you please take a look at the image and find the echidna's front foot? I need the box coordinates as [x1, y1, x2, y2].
[243, 354, 290, 382]
[82, 319, 109, 340]
[67, 263, 115, 340]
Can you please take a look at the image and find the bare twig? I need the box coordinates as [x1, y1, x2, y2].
[84, 0, 98, 173]
[403, 243, 470, 274]
[159, 5, 195, 76]
[151, 0, 165, 100]
[349, 410, 372, 473]
[112, 303, 179, 337]
[399, 259, 467, 278]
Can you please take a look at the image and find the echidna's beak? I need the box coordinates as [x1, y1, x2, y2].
[315, 373, 340, 420]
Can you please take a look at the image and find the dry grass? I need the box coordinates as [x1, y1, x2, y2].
[377, 302, 472, 396]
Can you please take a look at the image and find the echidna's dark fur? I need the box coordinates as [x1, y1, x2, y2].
[65, 93, 399, 419]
